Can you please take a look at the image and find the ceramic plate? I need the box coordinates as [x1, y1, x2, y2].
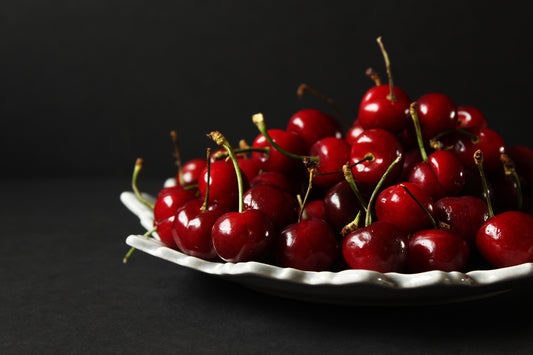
[121, 185, 533, 306]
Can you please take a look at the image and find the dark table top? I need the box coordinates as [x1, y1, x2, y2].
[3, 177, 533, 354]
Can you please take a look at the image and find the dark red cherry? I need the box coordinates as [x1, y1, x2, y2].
[399, 149, 423, 182]
[375, 182, 435, 234]
[252, 128, 308, 174]
[509, 145, 533, 185]
[456, 105, 489, 129]
[407, 229, 470, 272]
[211, 210, 277, 263]
[413, 92, 458, 141]
[309, 137, 351, 189]
[349, 128, 404, 188]
[171, 198, 229, 260]
[434, 195, 489, 245]
[236, 155, 260, 183]
[358, 84, 412, 134]
[323, 180, 365, 235]
[286, 108, 343, 150]
[346, 119, 364, 146]
[342, 221, 408, 272]
[476, 211, 533, 268]
[243, 184, 299, 232]
[179, 158, 207, 187]
[276, 218, 338, 271]
[408, 149, 465, 200]
[449, 127, 507, 173]
[301, 199, 327, 221]
[197, 160, 249, 209]
[250, 170, 299, 195]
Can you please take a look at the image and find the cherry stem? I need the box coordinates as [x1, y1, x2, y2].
[208, 131, 244, 213]
[296, 194, 308, 220]
[315, 155, 374, 176]
[170, 130, 185, 186]
[399, 184, 438, 229]
[211, 146, 269, 161]
[252, 113, 319, 163]
[342, 163, 368, 213]
[409, 102, 428, 162]
[122, 225, 158, 264]
[430, 128, 480, 149]
[474, 150, 495, 218]
[200, 148, 212, 213]
[365, 67, 382, 86]
[365, 155, 402, 227]
[132, 158, 155, 210]
[297, 83, 349, 129]
[341, 211, 361, 238]
[376, 36, 396, 102]
[501, 153, 523, 211]
[298, 168, 315, 222]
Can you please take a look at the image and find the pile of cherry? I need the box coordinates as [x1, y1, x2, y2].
[129, 38, 533, 274]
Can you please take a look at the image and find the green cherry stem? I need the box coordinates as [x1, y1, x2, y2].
[399, 184, 438, 229]
[365, 155, 402, 227]
[170, 130, 186, 187]
[208, 131, 244, 213]
[132, 158, 155, 210]
[200, 148, 212, 213]
[342, 163, 368, 213]
[365, 67, 382, 86]
[409, 102, 428, 162]
[341, 211, 362, 238]
[315, 155, 374, 176]
[474, 150, 495, 218]
[211, 146, 270, 161]
[298, 168, 315, 222]
[376, 36, 396, 102]
[123, 225, 158, 264]
[252, 113, 319, 163]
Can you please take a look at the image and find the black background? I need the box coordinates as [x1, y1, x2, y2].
[3, 1, 533, 354]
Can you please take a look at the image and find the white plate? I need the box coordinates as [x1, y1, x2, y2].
[121, 188, 533, 306]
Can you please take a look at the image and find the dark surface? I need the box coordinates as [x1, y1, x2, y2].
[3, 177, 533, 354]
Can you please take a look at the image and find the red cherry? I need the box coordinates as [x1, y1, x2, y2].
[342, 221, 408, 272]
[276, 219, 338, 271]
[349, 128, 404, 187]
[456, 105, 489, 129]
[323, 180, 365, 234]
[309, 137, 352, 189]
[250, 170, 299, 195]
[399, 149, 423, 182]
[434, 195, 489, 245]
[236, 155, 260, 183]
[476, 211, 533, 268]
[509, 145, 533, 185]
[179, 158, 206, 187]
[251, 128, 307, 174]
[407, 229, 470, 272]
[413, 92, 458, 141]
[197, 160, 249, 209]
[243, 184, 299, 232]
[375, 182, 435, 233]
[286, 108, 343, 150]
[408, 149, 466, 200]
[171, 198, 229, 260]
[301, 199, 327, 221]
[449, 127, 507, 173]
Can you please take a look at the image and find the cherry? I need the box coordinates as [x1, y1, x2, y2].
[412, 92, 458, 141]
[509, 145, 533, 184]
[375, 182, 435, 234]
[275, 218, 338, 271]
[197, 159, 249, 210]
[180, 158, 207, 187]
[172, 198, 229, 260]
[434, 195, 489, 245]
[251, 115, 308, 175]
[399, 149, 423, 182]
[250, 170, 299, 195]
[345, 118, 364, 146]
[456, 105, 489, 129]
[407, 229, 470, 272]
[309, 137, 352, 189]
[357, 37, 411, 134]
[286, 108, 343, 150]
[349, 128, 404, 188]
[243, 184, 299, 232]
[300, 199, 327, 221]
[323, 180, 365, 235]
[209, 132, 277, 263]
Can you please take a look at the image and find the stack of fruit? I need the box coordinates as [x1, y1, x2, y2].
[128, 37, 533, 274]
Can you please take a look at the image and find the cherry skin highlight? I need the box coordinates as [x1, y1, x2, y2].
[286, 108, 343, 150]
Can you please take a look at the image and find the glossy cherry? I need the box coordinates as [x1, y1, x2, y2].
[342, 221, 408, 272]
[275, 218, 338, 271]
[349, 128, 404, 188]
[456, 105, 489, 129]
[323, 180, 365, 235]
[407, 229, 470, 272]
[301, 199, 327, 221]
[413, 92, 458, 141]
[434, 195, 489, 245]
[309, 137, 352, 189]
[346, 118, 365, 146]
[180, 158, 207, 186]
[375, 182, 435, 234]
[286, 108, 343, 150]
